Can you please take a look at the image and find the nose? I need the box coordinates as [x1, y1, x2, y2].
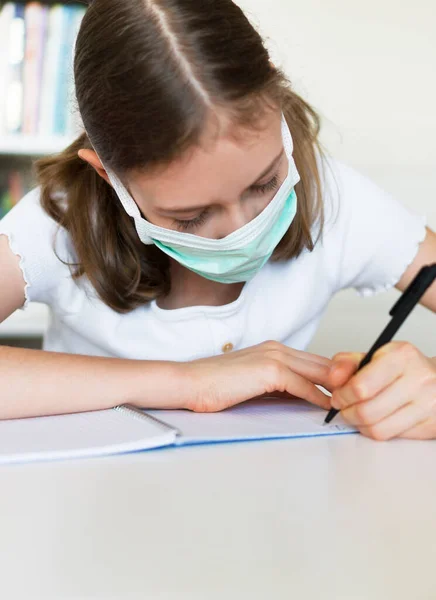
[217, 204, 253, 238]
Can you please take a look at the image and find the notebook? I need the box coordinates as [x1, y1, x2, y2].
[0, 399, 357, 465]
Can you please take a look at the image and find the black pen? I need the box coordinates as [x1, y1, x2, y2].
[324, 263, 436, 425]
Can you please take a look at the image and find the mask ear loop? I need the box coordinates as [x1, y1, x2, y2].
[280, 115, 300, 187]
[281, 113, 293, 154]
[91, 147, 155, 245]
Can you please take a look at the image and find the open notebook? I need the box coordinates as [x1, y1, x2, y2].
[0, 399, 357, 465]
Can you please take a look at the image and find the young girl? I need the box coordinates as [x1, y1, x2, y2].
[0, 0, 435, 440]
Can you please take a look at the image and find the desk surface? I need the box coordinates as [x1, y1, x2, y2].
[1, 435, 435, 600]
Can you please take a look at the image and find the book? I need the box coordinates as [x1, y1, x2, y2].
[0, 170, 29, 218]
[0, 399, 357, 465]
[53, 4, 76, 135]
[38, 4, 64, 135]
[23, 2, 48, 134]
[3, 3, 26, 133]
[1, 3, 85, 136]
[65, 5, 86, 135]
[0, 3, 15, 134]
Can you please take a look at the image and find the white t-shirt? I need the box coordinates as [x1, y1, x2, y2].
[0, 158, 427, 360]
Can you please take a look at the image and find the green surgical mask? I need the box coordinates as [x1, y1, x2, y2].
[103, 114, 300, 284]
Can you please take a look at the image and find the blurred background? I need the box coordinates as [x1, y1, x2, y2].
[0, 0, 85, 347]
[0, 0, 435, 357]
[237, 0, 436, 359]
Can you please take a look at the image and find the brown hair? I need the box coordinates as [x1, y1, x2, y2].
[35, 0, 324, 313]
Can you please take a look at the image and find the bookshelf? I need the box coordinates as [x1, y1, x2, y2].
[0, 2, 85, 341]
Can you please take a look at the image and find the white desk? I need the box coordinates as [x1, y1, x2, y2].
[1, 435, 435, 600]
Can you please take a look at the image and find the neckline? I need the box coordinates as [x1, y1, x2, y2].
[150, 276, 256, 321]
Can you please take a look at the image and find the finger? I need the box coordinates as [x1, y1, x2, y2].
[340, 375, 413, 426]
[361, 342, 422, 394]
[274, 354, 333, 390]
[332, 352, 364, 366]
[400, 418, 436, 440]
[279, 369, 332, 410]
[329, 355, 363, 389]
[254, 341, 332, 367]
[289, 349, 332, 368]
[331, 343, 423, 408]
[330, 349, 409, 410]
[357, 402, 430, 441]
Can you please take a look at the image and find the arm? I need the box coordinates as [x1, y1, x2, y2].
[0, 237, 333, 420]
[0, 235, 183, 419]
[395, 227, 436, 312]
[0, 345, 184, 420]
[398, 227, 436, 363]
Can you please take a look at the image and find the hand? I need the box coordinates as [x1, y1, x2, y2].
[182, 341, 333, 413]
[328, 342, 436, 440]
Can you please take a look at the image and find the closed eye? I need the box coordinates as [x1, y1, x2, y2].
[249, 174, 280, 195]
[173, 208, 210, 232]
[173, 173, 280, 232]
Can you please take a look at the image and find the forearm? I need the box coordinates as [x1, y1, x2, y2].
[0, 345, 184, 420]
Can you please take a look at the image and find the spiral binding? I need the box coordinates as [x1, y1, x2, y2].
[114, 404, 180, 435]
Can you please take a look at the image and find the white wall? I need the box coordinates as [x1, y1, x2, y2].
[237, 0, 436, 357]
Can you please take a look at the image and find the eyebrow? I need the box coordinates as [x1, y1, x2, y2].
[159, 148, 285, 215]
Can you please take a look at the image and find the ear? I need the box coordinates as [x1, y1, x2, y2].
[78, 149, 111, 186]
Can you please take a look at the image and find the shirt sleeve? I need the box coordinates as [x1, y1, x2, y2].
[320, 158, 427, 297]
[0, 187, 73, 308]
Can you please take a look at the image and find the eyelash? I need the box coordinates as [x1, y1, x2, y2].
[250, 174, 280, 195]
[174, 209, 210, 232]
[173, 173, 280, 232]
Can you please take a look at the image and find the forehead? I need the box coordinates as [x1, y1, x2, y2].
[129, 110, 284, 209]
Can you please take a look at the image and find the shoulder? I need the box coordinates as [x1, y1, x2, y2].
[2, 186, 59, 231]
[0, 187, 76, 305]
[315, 155, 427, 296]
[318, 155, 390, 225]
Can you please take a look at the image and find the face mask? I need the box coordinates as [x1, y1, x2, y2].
[102, 114, 300, 284]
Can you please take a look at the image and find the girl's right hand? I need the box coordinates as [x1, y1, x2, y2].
[182, 341, 332, 413]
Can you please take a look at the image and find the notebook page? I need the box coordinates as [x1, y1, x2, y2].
[0, 408, 177, 465]
[146, 399, 357, 445]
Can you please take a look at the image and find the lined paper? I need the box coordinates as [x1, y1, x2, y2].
[146, 398, 357, 445]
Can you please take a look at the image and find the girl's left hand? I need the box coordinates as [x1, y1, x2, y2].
[328, 342, 436, 440]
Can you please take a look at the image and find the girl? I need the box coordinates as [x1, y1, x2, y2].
[0, 0, 435, 440]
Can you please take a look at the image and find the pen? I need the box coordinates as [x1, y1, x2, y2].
[324, 263, 436, 425]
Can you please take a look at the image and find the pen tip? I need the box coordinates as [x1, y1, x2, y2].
[324, 410, 336, 425]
